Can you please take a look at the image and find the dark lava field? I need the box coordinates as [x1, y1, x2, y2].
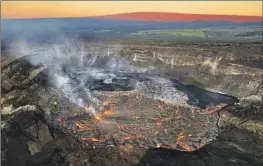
[1, 42, 263, 166]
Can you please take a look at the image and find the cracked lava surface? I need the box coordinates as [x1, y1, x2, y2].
[49, 70, 237, 152]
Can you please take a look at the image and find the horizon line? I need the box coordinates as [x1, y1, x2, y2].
[2, 11, 263, 20]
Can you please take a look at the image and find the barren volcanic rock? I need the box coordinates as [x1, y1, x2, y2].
[1, 48, 238, 154]
[6, 43, 263, 166]
[49, 67, 238, 152]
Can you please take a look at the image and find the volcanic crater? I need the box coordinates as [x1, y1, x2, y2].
[1, 43, 262, 166]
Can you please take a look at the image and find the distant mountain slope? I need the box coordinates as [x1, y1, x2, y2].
[2, 12, 262, 43]
[102, 12, 262, 22]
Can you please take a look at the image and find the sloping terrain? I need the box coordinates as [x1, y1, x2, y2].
[102, 12, 262, 22]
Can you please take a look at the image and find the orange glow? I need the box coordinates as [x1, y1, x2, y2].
[176, 132, 185, 141]
[80, 137, 106, 142]
[94, 101, 115, 121]
[103, 109, 114, 116]
[2, 1, 262, 19]
[84, 106, 89, 111]
[176, 131, 193, 151]
[177, 141, 193, 151]
[75, 121, 86, 129]
[95, 115, 102, 121]
[123, 135, 137, 140]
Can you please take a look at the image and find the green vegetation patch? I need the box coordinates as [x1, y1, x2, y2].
[131, 29, 206, 37]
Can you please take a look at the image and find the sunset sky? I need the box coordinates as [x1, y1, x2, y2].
[2, 1, 262, 19]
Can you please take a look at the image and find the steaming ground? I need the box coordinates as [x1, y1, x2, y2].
[3, 42, 239, 152]
[14, 42, 236, 114]
[1, 41, 262, 166]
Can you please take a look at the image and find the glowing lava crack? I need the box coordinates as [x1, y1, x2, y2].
[51, 71, 238, 152]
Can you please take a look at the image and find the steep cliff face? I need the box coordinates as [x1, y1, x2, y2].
[81, 43, 262, 101]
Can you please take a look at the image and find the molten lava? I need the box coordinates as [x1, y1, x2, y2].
[50, 68, 238, 152]
[177, 142, 193, 152]
[80, 137, 106, 142]
[123, 135, 137, 140]
[177, 132, 185, 141]
[75, 121, 86, 129]
[94, 101, 115, 121]
[176, 131, 193, 152]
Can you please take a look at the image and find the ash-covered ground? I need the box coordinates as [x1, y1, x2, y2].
[1, 41, 262, 166]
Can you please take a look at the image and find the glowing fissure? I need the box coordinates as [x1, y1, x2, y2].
[176, 131, 193, 152]
[9, 41, 237, 152]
